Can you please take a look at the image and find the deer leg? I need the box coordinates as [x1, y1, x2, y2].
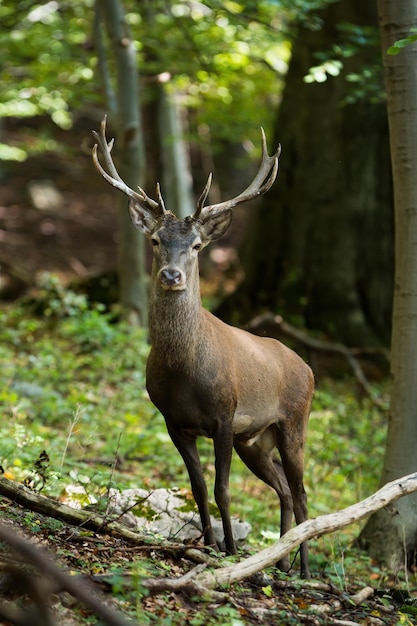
[234, 440, 293, 573]
[213, 428, 236, 555]
[166, 426, 217, 549]
[276, 423, 310, 578]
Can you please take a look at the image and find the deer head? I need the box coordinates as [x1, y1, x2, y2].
[92, 117, 280, 292]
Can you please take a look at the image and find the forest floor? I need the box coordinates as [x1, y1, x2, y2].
[1, 119, 417, 625]
[1, 488, 416, 626]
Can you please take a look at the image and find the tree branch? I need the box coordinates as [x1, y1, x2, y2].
[0, 476, 149, 543]
[0, 476, 213, 566]
[3, 474, 417, 599]
[247, 313, 388, 406]
[143, 473, 417, 593]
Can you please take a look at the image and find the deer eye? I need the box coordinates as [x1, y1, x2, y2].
[151, 238, 159, 247]
[193, 243, 202, 251]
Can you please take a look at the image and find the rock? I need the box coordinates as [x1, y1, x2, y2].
[28, 180, 64, 212]
[107, 487, 251, 547]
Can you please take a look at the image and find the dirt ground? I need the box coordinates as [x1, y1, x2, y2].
[0, 128, 119, 301]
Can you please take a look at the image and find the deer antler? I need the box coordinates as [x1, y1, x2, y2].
[92, 117, 166, 217]
[193, 129, 280, 222]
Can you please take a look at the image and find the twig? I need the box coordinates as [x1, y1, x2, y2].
[246, 313, 388, 406]
[308, 586, 373, 616]
[60, 405, 84, 472]
[0, 476, 149, 543]
[104, 432, 124, 518]
[350, 586, 374, 604]
[331, 618, 361, 626]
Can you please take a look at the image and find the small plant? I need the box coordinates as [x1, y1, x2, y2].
[33, 272, 89, 319]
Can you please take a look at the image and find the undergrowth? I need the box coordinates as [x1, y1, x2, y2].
[0, 280, 413, 624]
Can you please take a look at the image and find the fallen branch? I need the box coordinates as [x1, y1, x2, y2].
[143, 473, 417, 593]
[0, 476, 151, 543]
[308, 585, 373, 616]
[0, 476, 213, 566]
[247, 313, 388, 406]
[3, 474, 417, 598]
[0, 522, 133, 626]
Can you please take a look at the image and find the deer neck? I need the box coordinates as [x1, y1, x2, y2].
[148, 270, 204, 366]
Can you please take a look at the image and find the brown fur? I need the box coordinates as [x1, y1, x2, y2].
[93, 122, 313, 577]
[143, 215, 313, 577]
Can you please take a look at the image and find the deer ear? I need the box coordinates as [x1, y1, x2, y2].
[200, 209, 232, 242]
[128, 199, 159, 236]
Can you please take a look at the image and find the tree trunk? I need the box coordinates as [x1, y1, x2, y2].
[97, 0, 148, 325]
[358, 0, 417, 568]
[219, 0, 393, 347]
[158, 83, 194, 219]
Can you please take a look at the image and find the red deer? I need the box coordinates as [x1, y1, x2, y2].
[92, 118, 314, 577]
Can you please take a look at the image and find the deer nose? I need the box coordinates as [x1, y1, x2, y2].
[160, 268, 183, 287]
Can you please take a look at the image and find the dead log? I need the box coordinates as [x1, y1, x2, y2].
[0, 476, 210, 565]
[0, 476, 152, 545]
[143, 472, 417, 593]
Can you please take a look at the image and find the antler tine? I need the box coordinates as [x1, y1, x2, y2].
[92, 116, 165, 216]
[92, 117, 132, 193]
[193, 173, 213, 220]
[196, 128, 281, 223]
[156, 182, 166, 213]
[93, 117, 121, 181]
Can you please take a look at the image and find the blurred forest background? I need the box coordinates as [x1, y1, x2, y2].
[0, 0, 392, 345]
[1, 0, 417, 624]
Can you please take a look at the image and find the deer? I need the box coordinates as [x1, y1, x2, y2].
[92, 118, 314, 578]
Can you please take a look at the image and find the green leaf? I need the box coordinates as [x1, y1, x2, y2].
[262, 585, 273, 597]
[388, 34, 417, 55]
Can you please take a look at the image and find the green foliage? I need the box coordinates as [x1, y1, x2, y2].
[1, 0, 356, 163]
[1, 289, 389, 536]
[0, 0, 98, 127]
[307, 382, 387, 512]
[189, 604, 245, 626]
[388, 29, 417, 55]
[0, 292, 406, 622]
[1, 0, 386, 168]
[0, 0, 286, 158]
[304, 23, 383, 104]
[0, 290, 153, 495]
[126, 0, 288, 144]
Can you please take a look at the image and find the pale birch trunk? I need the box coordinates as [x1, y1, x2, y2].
[159, 85, 194, 219]
[96, 0, 147, 326]
[359, 0, 417, 568]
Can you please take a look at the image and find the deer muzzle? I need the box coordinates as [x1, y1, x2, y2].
[159, 267, 186, 290]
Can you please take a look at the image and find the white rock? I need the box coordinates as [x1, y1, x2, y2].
[107, 487, 251, 547]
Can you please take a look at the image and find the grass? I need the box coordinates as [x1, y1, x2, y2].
[0, 284, 387, 526]
[0, 280, 413, 624]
